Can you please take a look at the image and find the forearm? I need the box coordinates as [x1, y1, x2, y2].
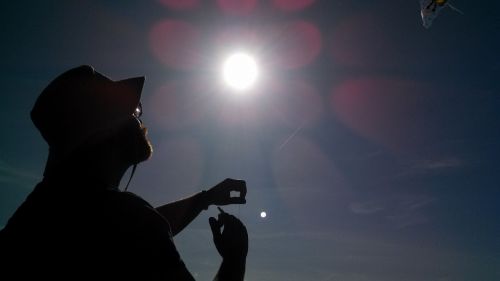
[155, 191, 209, 236]
[214, 259, 246, 281]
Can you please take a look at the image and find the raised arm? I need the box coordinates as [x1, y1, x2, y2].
[155, 178, 246, 236]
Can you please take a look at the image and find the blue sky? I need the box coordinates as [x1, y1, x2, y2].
[1, 1, 499, 280]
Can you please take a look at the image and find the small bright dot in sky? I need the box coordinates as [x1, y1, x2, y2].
[260, 211, 267, 218]
[222, 52, 258, 91]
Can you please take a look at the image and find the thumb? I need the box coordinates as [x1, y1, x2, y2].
[209, 217, 222, 240]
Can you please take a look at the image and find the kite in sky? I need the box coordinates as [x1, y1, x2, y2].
[420, 0, 463, 28]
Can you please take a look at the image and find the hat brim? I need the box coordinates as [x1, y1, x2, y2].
[115, 76, 145, 116]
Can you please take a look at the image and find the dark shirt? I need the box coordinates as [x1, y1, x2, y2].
[0, 180, 195, 280]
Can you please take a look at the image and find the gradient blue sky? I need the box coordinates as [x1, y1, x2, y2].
[1, 1, 499, 280]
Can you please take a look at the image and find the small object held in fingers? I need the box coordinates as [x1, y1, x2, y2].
[230, 190, 241, 198]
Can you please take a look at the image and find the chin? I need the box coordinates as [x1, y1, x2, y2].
[134, 136, 153, 164]
[143, 140, 154, 161]
[121, 120, 154, 165]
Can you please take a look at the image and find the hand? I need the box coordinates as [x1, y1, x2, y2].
[209, 208, 248, 260]
[206, 178, 247, 206]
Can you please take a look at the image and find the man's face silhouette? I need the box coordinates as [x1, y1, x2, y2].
[123, 116, 153, 165]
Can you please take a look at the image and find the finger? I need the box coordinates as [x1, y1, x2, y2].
[209, 216, 221, 229]
[209, 217, 222, 240]
[227, 197, 246, 205]
[234, 180, 247, 199]
[220, 214, 248, 237]
[217, 211, 238, 224]
[217, 209, 236, 225]
[223, 180, 246, 202]
[217, 207, 229, 222]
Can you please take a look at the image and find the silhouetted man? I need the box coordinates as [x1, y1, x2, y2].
[0, 65, 248, 280]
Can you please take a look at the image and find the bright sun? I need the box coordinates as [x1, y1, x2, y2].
[222, 52, 258, 91]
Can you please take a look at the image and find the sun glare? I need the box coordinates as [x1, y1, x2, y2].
[222, 52, 258, 91]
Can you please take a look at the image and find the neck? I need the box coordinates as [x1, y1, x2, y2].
[44, 152, 131, 191]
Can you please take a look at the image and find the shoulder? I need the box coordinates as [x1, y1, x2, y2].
[107, 190, 154, 208]
[103, 190, 171, 231]
[102, 190, 156, 218]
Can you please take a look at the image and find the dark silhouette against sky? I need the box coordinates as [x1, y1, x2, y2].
[1, 64, 249, 280]
[1, 1, 499, 280]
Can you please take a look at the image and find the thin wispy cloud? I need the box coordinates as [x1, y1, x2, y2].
[408, 197, 437, 210]
[384, 195, 437, 229]
[349, 202, 384, 214]
[421, 158, 462, 170]
[0, 159, 40, 188]
[386, 212, 429, 229]
[393, 157, 464, 179]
